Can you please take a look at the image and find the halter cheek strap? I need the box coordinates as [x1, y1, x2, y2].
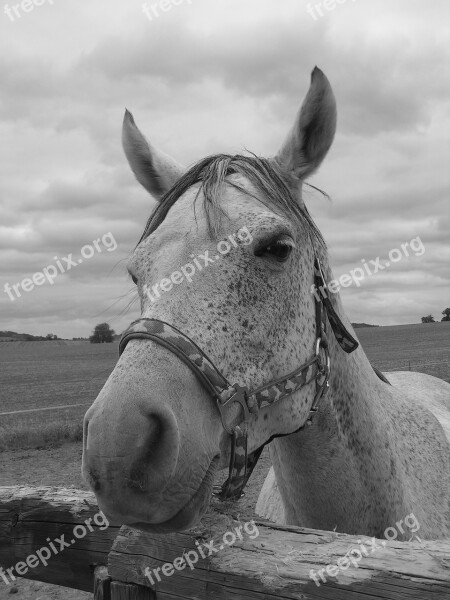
[313, 258, 359, 353]
[118, 257, 360, 501]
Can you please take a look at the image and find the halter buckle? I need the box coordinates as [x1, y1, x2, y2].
[315, 335, 330, 369]
[306, 337, 331, 425]
[217, 384, 250, 434]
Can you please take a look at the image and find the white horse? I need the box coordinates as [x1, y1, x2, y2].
[82, 68, 450, 539]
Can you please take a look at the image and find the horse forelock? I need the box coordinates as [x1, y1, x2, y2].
[137, 153, 326, 248]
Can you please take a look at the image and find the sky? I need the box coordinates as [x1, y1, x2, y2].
[0, 0, 449, 338]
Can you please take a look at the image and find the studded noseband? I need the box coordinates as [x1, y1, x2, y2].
[119, 257, 359, 500]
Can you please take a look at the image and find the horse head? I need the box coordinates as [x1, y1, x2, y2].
[82, 67, 338, 532]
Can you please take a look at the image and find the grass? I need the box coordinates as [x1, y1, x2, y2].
[356, 321, 450, 383]
[0, 322, 449, 451]
[0, 420, 83, 452]
[0, 341, 118, 451]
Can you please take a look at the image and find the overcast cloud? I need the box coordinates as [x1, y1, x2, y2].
[0, 0, 449, 338]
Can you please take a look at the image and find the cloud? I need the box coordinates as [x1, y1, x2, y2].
[0, 0, 449, 336]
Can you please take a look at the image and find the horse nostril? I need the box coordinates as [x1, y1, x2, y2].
[135, 414, 162, 452]
[82, 393, 180, 499]
[148, 416, 165, 457]
[127, 411, 179, 492]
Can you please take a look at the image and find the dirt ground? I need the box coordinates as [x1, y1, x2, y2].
[0, 442, 271, 600]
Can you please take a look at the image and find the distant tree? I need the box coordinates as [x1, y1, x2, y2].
[45, 333, 58, 340]
[441, 308, 450, 322]
[421, 315, 435, 323]
[90, 323, 115, 343]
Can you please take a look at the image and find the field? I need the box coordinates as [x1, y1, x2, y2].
[0, 321, 449, 451]
[0, 341, 117, 450]
[356, 321, 450, 382]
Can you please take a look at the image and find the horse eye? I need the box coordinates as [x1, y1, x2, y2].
[255, 239, 294, 262]
[266, 243, 292, 261]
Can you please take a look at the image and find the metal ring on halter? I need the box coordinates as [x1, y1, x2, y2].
[307, 337, 331, 421]
[315, 336, 330, 372]
[216, 384, 250, 434]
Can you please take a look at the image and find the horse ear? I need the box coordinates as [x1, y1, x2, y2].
[122, 109, 184, 201]
[273, 67, 336, 184]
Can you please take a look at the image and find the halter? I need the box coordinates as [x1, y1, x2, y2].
[119, 256, 359, 500]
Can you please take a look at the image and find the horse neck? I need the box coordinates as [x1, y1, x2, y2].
[312, 253, 387, 442]
[323, 303, 391, 439]
[271, 282, 410, 536]
[312, 252, 390, 436]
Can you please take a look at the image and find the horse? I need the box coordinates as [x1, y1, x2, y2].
[82, 68, 450, 540]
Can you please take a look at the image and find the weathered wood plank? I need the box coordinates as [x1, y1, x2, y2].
[0, 486, 120, 592]
[108, 510, 450, 600]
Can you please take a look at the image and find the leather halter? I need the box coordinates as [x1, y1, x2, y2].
[119, 257, 359, 500]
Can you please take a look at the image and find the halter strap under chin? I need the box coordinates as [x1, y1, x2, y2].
[118, 256, 359, 500]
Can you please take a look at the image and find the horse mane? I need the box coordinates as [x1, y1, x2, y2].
[138, 153, 325, 248]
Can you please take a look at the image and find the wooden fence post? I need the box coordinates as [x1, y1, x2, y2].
[94, 566, 111, 600]
[110, 581, 155, 600]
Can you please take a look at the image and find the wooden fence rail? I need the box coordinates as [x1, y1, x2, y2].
[0, 486, 118, 591]
[1, 486, 449, 599]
